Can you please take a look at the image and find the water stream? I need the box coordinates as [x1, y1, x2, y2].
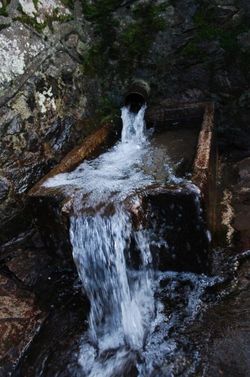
[43, 106, 216, 376]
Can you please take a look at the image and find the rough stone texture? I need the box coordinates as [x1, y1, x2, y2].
[0, 22, 45, 91]
[0, 176, 10, 201]
[233, 157, 250, 250]
[19, 0, 71, 23]
[0, 273, 45, 376]
[0, 1, 100, 243]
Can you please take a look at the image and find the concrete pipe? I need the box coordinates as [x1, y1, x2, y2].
[124, 79, 150, 113]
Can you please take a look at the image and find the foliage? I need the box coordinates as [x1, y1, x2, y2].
[14, 14, 46, 33]
[81, 0, 167, 78]
[82, 0, 129, 19]
[32, 0, 39, 8]
[14, 6, 73, 33]
[182, 41, 206, 59]
[96, 96, 120, 123]
[0, 0, 9, 17]
[193, 6, 249, 52]
[180, 3, 250, 67]
[60, 0, 75, 10]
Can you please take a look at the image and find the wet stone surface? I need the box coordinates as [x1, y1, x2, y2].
[234, 157, 250, 247]
[0, 228, 84, 376]
[0, 273, 45, 377]
[10, 248, 250, 377]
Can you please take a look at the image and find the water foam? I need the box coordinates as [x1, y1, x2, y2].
[43, 105, 208, 376]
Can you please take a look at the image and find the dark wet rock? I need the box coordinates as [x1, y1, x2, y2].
[6, 247, 52, 288]
[13, 293, 89, 377]
[0, 227, 86, 375]
[0, 43, 99, 243]
[0, 176, 10, 201]
[201, 256, 250, 377]
[238, 31, 250, 51]
[0, 1, 104, 244]
[207, 329, 250, 377]
[237, 157, 250, 182]
[134, 186, 210, 273]
[233, 157, 250, 249]
[0, 273, 45, 377]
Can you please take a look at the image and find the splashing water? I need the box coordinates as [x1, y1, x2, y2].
[43, 105, 182, 209]
[70, 210, 154, 353]
[43, 106, 212, 376]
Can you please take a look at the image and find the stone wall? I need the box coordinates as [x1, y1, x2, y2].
[0, 0, 250, 244]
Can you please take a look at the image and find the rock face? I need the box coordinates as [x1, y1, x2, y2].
[0, 1, 101, 243]
[0, 273, 44, 376]
[0, 22, 45, 89]
[234, 157, 250, 249]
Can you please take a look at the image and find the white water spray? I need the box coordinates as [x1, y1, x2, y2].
[66, 106, 156, 376]
[42, 105, 216, 376]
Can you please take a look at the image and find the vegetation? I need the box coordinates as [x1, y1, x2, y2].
[14, 5, 73, 33]
[81, 0, 168, 78]
[60, 0, 75, 10]
[180, 3, 250, 70]
[0, 0, 10, 17]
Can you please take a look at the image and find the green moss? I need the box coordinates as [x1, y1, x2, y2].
[82, 0, 125, 19]
[181, 41, 203, 58]
[0, 25, 9, 31]
[96, 96, 120, 123]
[60, 0, 75, 10]
[0, 0, 9, 17]
[0, 8, 8, 17]
[14, 14, 46, 33]
[32, 0, 39, 8]
[122, 2, 166, 55]
[185, 5, 250, 63]
[14, 6, 73, 33]
[81, 0, 167, 79]
[239, 49, 250, 78]
[50, 8, 73, 23]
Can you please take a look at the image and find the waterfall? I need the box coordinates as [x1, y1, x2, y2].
[70, 210, 154, 352]
[42, 105, 214, 376]
[121, 105, 147, 143]
[66, 106, 156, 375]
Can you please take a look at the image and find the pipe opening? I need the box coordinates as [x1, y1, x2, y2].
[125, 92, 146, 113]
[124, 80, 150, 113]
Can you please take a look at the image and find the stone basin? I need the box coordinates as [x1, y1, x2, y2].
[28, 102, 215, 272]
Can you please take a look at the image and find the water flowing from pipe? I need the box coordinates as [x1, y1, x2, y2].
[43, 105, 213, 376]
[67, 106, 157, 376]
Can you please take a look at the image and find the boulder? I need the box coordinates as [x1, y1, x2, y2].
[0, 273, 45, 376]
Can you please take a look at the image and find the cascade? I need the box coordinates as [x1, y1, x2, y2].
[43, 105, 213, 376]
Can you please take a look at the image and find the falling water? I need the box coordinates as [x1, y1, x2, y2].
[43, 105, 215, 376]
[68, 106, 156, 376]
[70, 210, 154, 352]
